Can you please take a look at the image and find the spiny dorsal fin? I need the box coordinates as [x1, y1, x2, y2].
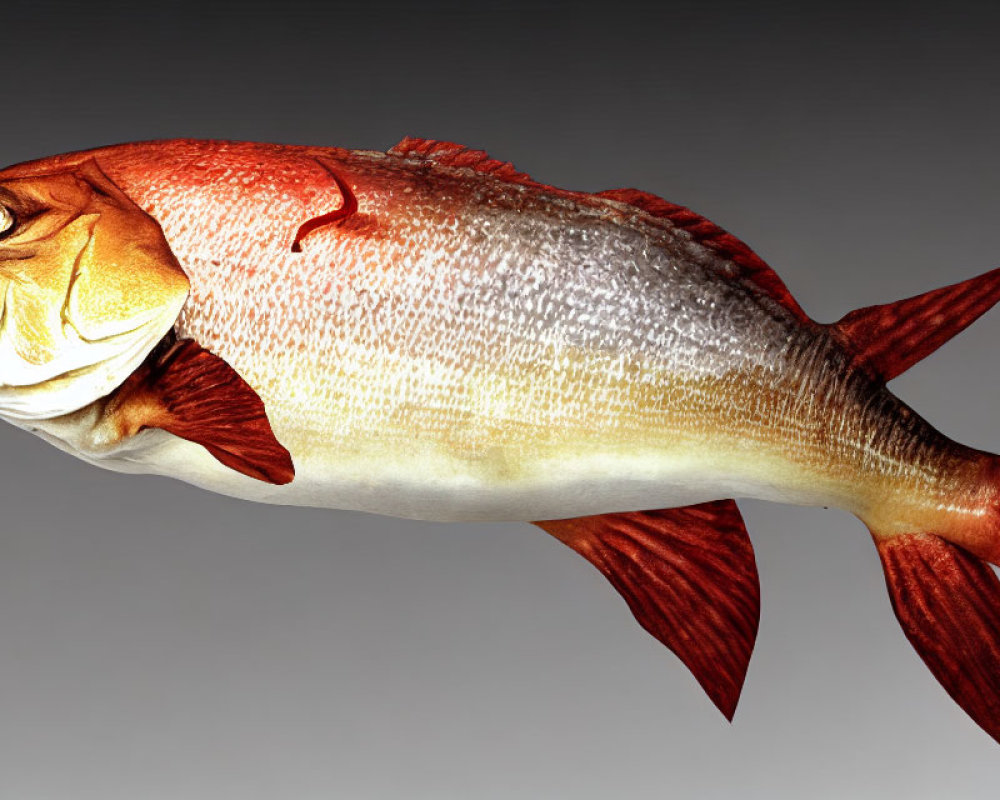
[598, 188, 810, 323]
[534, 500, 760, 721]
[389, 140, 808, 323]
[831, 266, 1000, 382]
[388, 137, 540, 186]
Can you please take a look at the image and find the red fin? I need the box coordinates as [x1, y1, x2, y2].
[291, 157, 359, 253]
[875, 533, 1000, 744]
[598, 188, 809, 323]
[388, 139, 808, 324]
[107, 338, 295, 485]
[831, 267, 1000, 381]
[534, 500, 759, 720]
[388, 137, 541, 185]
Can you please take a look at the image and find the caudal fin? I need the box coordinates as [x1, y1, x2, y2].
[872, 531, 1000, 743]
[841, 267, 1000, 742]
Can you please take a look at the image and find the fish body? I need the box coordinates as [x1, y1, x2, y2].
[2, 137, 1000, 738]
[1, 140, 985, 533]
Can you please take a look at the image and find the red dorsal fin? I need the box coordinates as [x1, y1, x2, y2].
[598, 188, 809, 323]
[831, 266, 1000, 382]
[875, 533, 1000, 744]
[106, 338, 295, 485]
[388, 140, 808, 324]
[389, 137, 540, 186]
[534, 500, 760, 721]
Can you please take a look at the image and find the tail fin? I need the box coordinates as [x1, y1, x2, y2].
[830, 266, 1000, 381]
[872, 531, 1000, 744]
[843, 268, 1000, 742]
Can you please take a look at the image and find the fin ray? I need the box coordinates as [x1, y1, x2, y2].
[107, 337, 295, 485]
[832, 266, 1000, 381]
[388, 137, 540, 184]
[875, 532, 1000, 744]
[534, 500, 759, 720]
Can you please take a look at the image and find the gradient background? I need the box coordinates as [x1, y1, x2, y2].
[2, 1, 1000, 796]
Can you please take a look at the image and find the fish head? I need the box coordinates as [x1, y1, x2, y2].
[0, 158, 190, 420]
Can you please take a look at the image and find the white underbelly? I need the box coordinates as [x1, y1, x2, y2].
[77, 428, 848, 522]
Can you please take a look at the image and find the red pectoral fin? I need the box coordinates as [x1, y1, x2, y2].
[107, 338, 295, 485]
[534, 500, 760, 720]
[875, 533, 1000, 744]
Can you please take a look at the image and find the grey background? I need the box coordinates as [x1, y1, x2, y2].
[2, 0, 1000, 796]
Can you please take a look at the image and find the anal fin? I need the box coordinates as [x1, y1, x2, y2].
[534, 500, 760, 720]
[874, 532, 1000, 744]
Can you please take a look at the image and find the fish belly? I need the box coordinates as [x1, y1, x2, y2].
[101, 421, 826, 521]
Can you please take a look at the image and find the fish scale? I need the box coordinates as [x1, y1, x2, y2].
[163, 167, 819, 511]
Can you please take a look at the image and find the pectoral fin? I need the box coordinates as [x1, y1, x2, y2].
[106, 337, 295, 485]
[534, 500, 760, 720]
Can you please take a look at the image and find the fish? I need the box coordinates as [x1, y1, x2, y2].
[1, 136, 1000, 741]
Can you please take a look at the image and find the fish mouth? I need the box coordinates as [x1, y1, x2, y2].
[0, 290, 187, 421]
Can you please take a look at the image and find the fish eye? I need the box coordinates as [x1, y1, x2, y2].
[0, 205, 15, 240]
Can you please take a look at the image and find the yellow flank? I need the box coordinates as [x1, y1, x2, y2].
[204, 325, 985, 530]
